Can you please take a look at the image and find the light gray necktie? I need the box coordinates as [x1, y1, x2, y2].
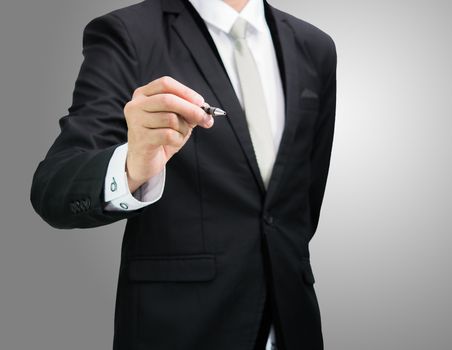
[230, 17, 276, 188]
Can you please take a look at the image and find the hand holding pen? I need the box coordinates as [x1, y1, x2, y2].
[123, 76, 227, 193]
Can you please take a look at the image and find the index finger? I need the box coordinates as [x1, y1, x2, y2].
[133, 76, 205, 106]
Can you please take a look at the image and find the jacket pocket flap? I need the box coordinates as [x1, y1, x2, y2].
[127, 255, 216, 282]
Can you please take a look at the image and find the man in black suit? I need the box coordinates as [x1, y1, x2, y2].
[31, 0, 336, 349]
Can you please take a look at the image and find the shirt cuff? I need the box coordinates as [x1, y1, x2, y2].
[104, 143, 165, 211]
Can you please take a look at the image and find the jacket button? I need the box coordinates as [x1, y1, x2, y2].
[120, 202, 129, 210]
[263, 214, 274, 226]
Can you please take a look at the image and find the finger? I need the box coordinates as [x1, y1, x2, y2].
[147, 128, 185, 148]
[133, 76, 204, 106]
[139, 112, 191, 137]
[136, 93, 212, 127]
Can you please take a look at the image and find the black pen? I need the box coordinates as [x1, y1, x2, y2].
[201, 103, 227, 117]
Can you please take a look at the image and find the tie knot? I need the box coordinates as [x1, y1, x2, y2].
[229, 17, 248, 40]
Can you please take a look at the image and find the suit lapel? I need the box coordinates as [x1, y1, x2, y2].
[165, 0, 267, 194]
[162, 0, 308, 199]
[264, 4, 308, 203]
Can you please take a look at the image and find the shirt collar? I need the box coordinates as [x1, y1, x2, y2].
[187, 0, 267, 35]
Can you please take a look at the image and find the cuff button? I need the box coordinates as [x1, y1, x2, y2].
[110, 177, 118, 192]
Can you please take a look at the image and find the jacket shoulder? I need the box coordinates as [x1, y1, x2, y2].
[84, 0, 160, 30]
[272, 7, 335, 49]
[82, 1, 163, 83]
[82, 0, 162, 45]
[270, 7, 337, 81]
[272, 7, 337, 66]
[92, 0, 159, 22]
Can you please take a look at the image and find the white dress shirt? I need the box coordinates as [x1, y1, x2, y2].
[104, 1, 285, 348]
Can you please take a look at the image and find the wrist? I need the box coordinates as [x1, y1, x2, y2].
[126, 171, 145, 194]
[125, 149, 164, 193]
[125, 154, 147, 193]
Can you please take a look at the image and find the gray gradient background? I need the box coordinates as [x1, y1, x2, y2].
[0, 0, 451, 349]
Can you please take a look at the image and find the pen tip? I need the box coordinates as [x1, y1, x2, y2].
[214, 108, 227, 116]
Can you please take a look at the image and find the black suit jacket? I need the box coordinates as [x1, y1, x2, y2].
[31, 0, 337, 349]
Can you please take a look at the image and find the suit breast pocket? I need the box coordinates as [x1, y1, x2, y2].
[292, 89, 320, 150]
[300, 88, 320, 112]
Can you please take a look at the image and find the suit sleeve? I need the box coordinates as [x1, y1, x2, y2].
[30, 13, 146, 229]
[308, 36, 337, 238]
